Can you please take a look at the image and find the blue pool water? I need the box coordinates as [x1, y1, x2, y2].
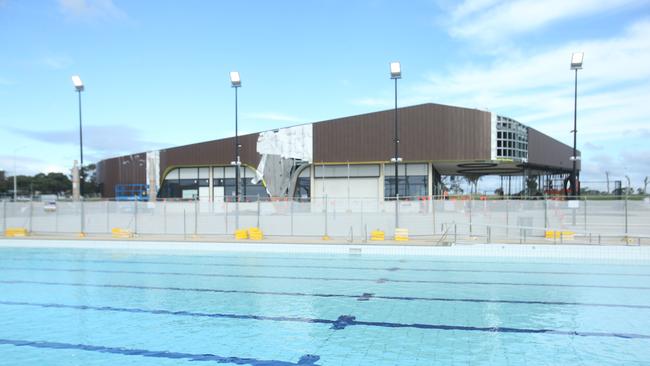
[1, 246, 649, 365]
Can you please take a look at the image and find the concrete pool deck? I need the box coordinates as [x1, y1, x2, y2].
[2, 237, 650, 262]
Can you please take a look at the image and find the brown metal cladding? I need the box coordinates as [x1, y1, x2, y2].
[527, 128, 580, 171]
[158, 133, 261, 176]
[97, 134, 262, 198]
[313, 103, 492, 163]
[96, 152, 147, 197]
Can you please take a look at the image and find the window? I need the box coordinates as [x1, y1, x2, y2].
[495, 115, 528, 161]
[384, 163, 428, 199]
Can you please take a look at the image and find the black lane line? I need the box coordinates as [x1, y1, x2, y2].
[0, 338, 320, 365]
[2, 280, 650, 310]
[6, 249, 648, 268]
[2, 266, 650, 291]
[3, 256, 649, 278]
[1, 300, 649, 340]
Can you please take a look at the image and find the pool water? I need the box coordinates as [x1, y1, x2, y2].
[1, 246, 649, 365]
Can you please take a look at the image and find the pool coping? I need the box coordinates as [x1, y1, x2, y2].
[1, 238, 650, 262]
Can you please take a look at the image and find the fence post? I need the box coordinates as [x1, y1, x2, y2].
[290, 198, 294, 236]
[583, 196, 587, 233]
[505, 197, 509, 238]
[364, 224, 368, 243]
[235, 196, 240, 231]
[544, 194, 548, 230]
[486, 226, 490, 244]
[163, 200, 167, 235]
[194, 199, 198, 237]
[256, 194, 260, 228]
[624, 193, 629, 238]
[2, 200, 6, 234]
[454, 223, 457, 243]
[324, 195, 329, 238]
[395, 194, 399, 230]
[225, 200, 229, 234]
[432, 196, 436, 235]
[360, 200, 364, 238]
[80, 200, 85, 235]
[106, 200, 110, 234]
[572, 200, 577, 226]
[468, 198, 473, 236]
[133, 199, 138, 235]
[29, 200, 33, 234]
[183, 209, 187, 240]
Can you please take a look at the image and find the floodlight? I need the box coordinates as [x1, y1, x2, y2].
[390, 62, 401, 79]
[71, 75, 84, 91]
[570, 52, 584, 70]
[230, 71, 241, 87]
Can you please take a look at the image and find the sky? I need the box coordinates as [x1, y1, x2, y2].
[0, 0, 649, 191]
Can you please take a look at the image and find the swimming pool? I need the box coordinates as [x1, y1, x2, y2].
[1, 243, 649, 365]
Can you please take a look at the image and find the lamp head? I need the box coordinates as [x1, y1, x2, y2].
[71, 75, 84, 91]
[390, 62, 401, 79]
[570, 52, 584, 70]
[229, 71, 241, 87]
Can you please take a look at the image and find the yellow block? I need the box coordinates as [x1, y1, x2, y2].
[370, 230, 385, 241]
[111, 228, 133, 238]
[545, 230, 575, 239]
[394, 228, 409, 241]
[235, 229, 248, 240]
[5, 227, 28, 237]
[248, 227, 264, 240]
[322, 235, 331, 240]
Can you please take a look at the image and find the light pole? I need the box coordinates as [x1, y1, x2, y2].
[570, 53, 583, 197]
[389, 61, 402, 228]
[71, 75, 85, 199]
[230, 71, 241, 229]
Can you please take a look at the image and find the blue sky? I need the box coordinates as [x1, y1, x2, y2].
[1, 0, 649, 190]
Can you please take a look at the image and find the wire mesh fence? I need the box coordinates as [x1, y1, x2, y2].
[2, 196, 649, 244]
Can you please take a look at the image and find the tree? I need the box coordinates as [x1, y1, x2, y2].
[525, 175, 540, 196]
[81, 163, 100, 196]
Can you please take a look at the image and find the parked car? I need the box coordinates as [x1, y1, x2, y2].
[41, 194, 58, 212]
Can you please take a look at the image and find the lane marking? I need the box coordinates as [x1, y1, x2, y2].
[2, 266, 650, 290]
[2, 279, 649, 309]
[3, 256, 649, 277]
[1, 300, 649, 339]
[0, 338, 320, 365]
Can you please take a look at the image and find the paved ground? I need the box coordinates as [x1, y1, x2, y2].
[1, 232, 646, 247]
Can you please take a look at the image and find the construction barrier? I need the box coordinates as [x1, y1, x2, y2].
[544, 230, 575, 240]
[234, 229, 248, 240]
[248, 227, 264, 240]
[5, 227, 28, 237]
[394, 228, 409, 241]
[111, 228, 133, 238]
[370, 230, 385, 241]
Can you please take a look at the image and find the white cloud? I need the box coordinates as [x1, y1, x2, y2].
[353, 18, 650, 184]
[446, 0, 645, 43]
[8, 124, 169, 158]
[40, 55, 72, 70]
[351, 97, 393, 108]
[58, 0, 126, 21]
[412, 19, 650, 141]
